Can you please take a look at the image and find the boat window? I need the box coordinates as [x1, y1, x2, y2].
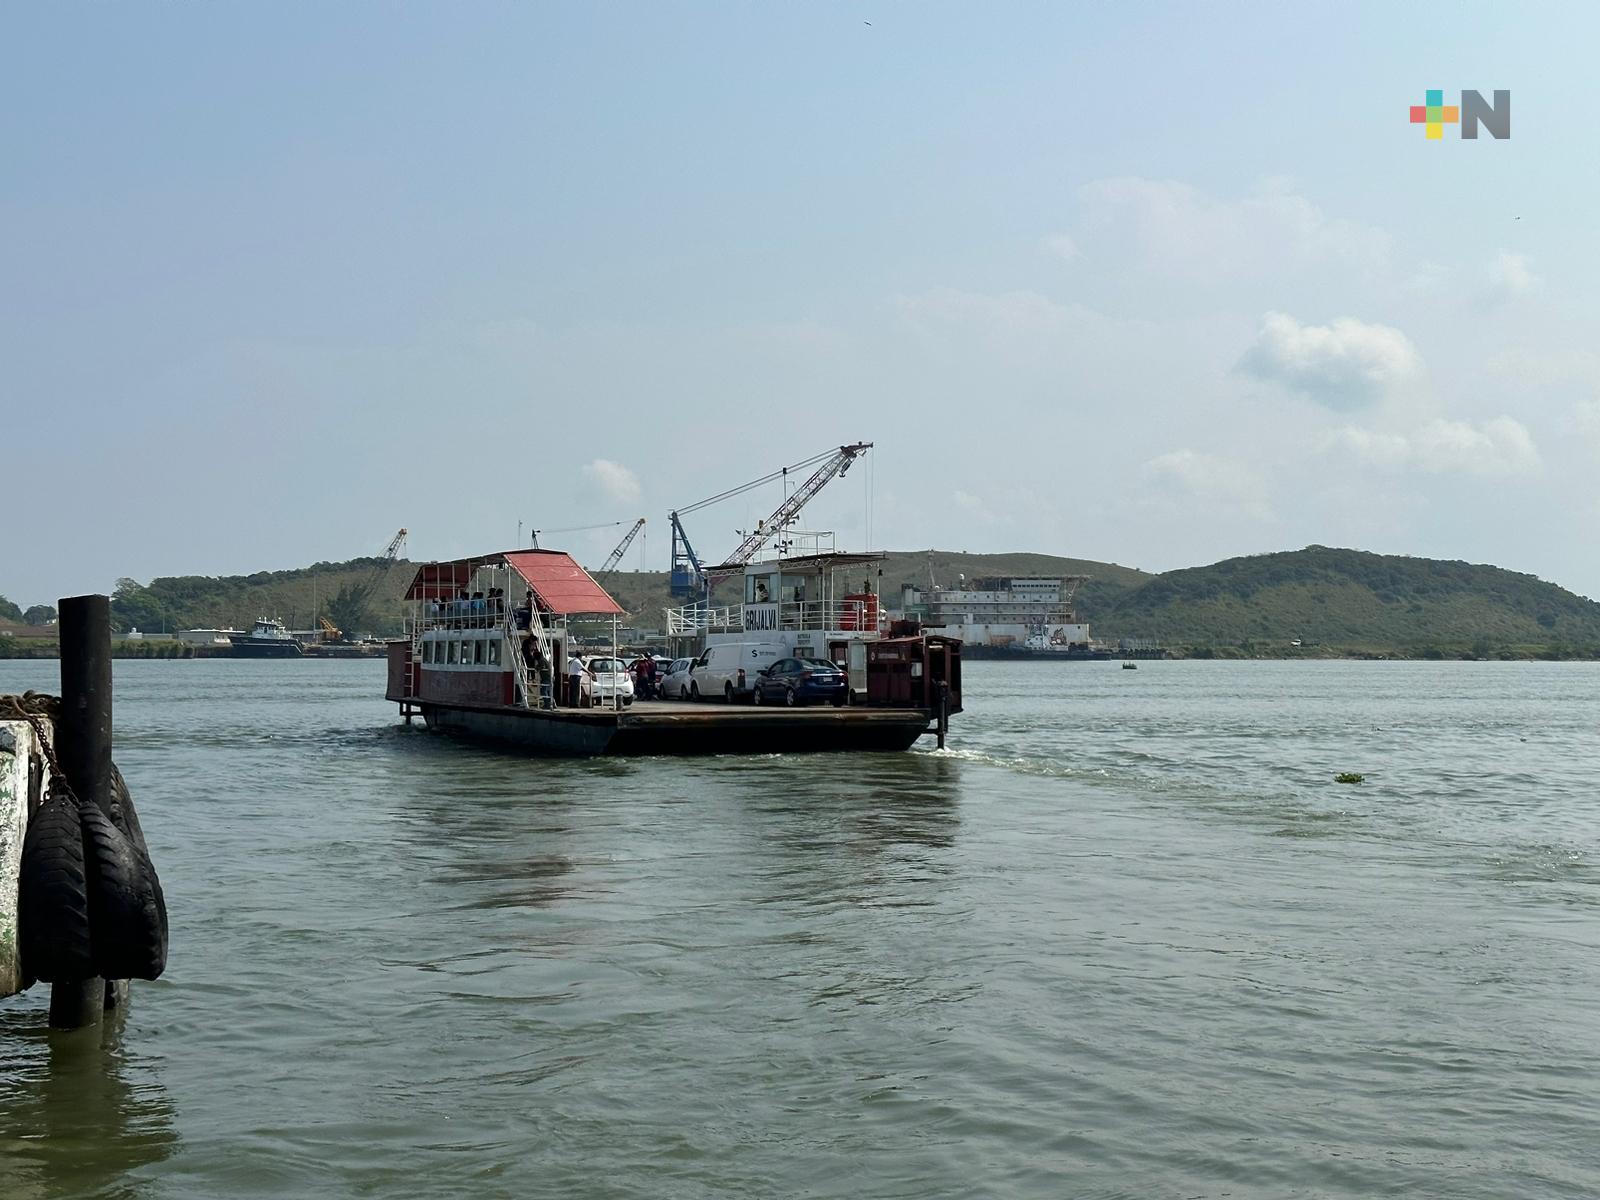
[473, 639, 486, 665]
[488, 639, 500, 666]
[448, 640, 459, 665]
[424, 640, 435, 664]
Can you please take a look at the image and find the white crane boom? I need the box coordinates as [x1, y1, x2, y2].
[714, 443, 871, 569]
[595, 518, 645, 582]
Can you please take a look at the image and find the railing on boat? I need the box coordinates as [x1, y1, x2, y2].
[771, 600, 871, 632]
[408, 564, 563, 710]
[665, 599, 874, 636]
[666, 603, 745, 636]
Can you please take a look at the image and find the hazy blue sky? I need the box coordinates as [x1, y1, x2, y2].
[5, 2, 1596, 606]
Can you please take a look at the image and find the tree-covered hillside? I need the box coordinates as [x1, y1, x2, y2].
[46, 544, 1600, 657]
[1096, 546, 1600, 653]
[96, 549, 1144, 637]
[109, 558, 413, 636]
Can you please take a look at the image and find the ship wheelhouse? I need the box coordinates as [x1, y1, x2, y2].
[665, 550, 888, 660]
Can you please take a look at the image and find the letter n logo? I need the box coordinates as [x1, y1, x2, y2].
[1461, 90, 1511, 139]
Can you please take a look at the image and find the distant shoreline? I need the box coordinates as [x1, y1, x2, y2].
[0, 642, 387, 661]
[3, 643, 1597, 664]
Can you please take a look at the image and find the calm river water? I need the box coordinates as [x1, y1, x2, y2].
[2, 658, 1598, 1198]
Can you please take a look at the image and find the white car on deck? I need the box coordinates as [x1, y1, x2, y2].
[584, 657, 635, 706]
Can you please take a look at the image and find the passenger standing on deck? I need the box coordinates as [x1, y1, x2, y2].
[567, 651, 586, 707]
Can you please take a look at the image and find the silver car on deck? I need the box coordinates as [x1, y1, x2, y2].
[659, 657, 695, 700]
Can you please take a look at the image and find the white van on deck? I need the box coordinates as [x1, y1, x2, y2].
[688, 641, 786, 703]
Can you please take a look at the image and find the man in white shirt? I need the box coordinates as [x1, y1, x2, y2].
[566, 651, 587, 707]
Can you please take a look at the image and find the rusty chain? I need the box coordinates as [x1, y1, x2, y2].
[0, 692, 78, 804]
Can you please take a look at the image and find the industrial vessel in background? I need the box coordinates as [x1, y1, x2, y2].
[898, 573, 1163, 660]
[227, 617, 304, 658]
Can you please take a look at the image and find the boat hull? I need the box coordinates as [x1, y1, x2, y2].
[419, 700, 932, 757]
[228, 639, 303, 658]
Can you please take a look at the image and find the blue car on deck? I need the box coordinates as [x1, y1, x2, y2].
[752, 657, 847, 707]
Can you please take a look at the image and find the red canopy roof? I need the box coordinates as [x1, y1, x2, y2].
[404, 550, 622, 615]
[504, 550, 623, 615]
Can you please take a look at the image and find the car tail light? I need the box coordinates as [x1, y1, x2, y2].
[800, 670, 813, 681]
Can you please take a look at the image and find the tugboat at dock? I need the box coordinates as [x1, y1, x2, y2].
[229, 617, 303, 658]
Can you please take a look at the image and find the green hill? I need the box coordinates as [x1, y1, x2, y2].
[69, 544, 1600, 658]
[109, 558, 414, 637]
[1096, 546, 1600, 656]
[98, 549, 1147, 639]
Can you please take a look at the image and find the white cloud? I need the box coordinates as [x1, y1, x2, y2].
[894, 287, 1078, 336]
[1238, 311, 1421, 410]
[1043, 233, 1080, 261]
[952, 489, 998, 522]
[1415, 417, 1539, 476]
[1577, 399, 1600, 450]
[1486, 348, 1600, 389]
[1486, 251, 1538, 302]
[1073, 176, 1391, 281]
[889, 287, 1134, 373]
[1323, 417, 1540, 477]
[1140, 449, 1272, 520]
[1405, 261, 1451, 293]
[1323, 426, 1412, 467]
[582, 458, 641, 503]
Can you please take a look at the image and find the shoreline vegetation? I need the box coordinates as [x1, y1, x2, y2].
[4, 544, 1599, 662]
[2, 641, 1597, 663]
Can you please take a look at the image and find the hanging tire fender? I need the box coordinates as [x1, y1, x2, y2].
[17, 793, 94, 984]
[80, 800, 169, 982]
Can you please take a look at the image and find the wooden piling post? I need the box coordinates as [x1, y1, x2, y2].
[49, 594, 112, 1029]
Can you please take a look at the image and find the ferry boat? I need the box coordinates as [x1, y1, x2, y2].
[229, 617, 303, 658]
[385, 547, 961, 756]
